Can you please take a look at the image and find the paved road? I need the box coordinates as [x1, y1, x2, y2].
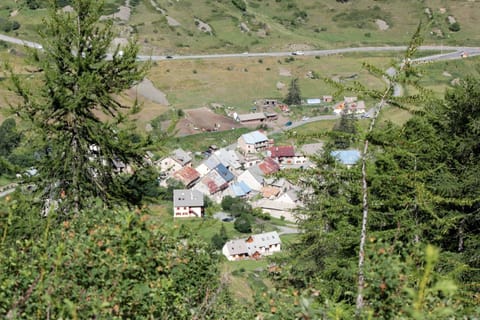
[138, 45, 480, 61]
[1, 32, 479, 61]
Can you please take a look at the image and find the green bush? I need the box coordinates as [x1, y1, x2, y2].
[449, 22, 460, 32]
[234, 214, 252, 233]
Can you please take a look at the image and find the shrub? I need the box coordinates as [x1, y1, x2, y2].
[232, 0, 246, 11]
[449, 22, 460, 32]
[234, 214, 252, 233]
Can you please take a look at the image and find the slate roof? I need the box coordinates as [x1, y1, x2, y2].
[223, 231, 281, 256]
[173, 189, 204, 207]
[214, 149, 242, 169]
[241, 131, 268, 144]
[269, 145, 295, 158]
[331, 150, 361, 165]
[172, 148, 192, 166]
[202, 155, 221, 170]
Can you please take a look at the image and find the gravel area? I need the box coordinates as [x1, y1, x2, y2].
[132, 78, 169, 105]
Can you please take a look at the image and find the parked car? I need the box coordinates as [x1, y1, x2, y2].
[285, 121, 293, 126]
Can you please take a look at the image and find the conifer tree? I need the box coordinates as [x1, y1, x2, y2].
[284, 78, 302, 105]
[9, 0, 148, 213]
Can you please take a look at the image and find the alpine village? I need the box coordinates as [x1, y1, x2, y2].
[0, 0, 479, 318]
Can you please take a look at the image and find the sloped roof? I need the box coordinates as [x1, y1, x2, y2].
[237, 112, 267, 122]
[230, 181, 252, 197]
[199, 169, 229, 194]
[269, 145, 295, 158]
[258, 157, 280, 175]
[251, 231, 281, 249]
[261, 186, 281, 198]
[241, 131, 268, 144]
[247, 166, 264, 183]
[172, 148, 192, 166]
[202, 154, 221, 170]
[173, 166, 200, 185]
[214, 149, 241, 169]
[331, 150, 361, 165]
[214, 163, 234, 182]
[223, 231, 281, 257]
[173, 189, 204, 207]
[306, 98, 321, 104]
[224, 239, 249, 256]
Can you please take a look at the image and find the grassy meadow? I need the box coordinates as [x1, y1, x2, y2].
[129, 0, 480, 55]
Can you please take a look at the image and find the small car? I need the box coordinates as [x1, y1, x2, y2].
[285, 121, 293, 126]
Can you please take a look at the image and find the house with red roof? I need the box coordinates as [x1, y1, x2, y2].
[173, 166, 200, 188]
[267, 145, 296, 165]
[258, 157, 280, 175]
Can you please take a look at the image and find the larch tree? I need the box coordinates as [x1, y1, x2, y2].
[9, 0, 149, 214]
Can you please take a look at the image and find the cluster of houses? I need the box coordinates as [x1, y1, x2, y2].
[162, 129, 361, 260]
[163, 130, 361, 222]
[333, 97, 366, 115]
[160, 130, 326, 222]
[230, 96, 366, 127]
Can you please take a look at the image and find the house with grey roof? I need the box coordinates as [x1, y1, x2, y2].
[237, 130, 270, 154]
[237, 166, 264, 191]
[173, 189, 204, 218]
[157, 148, 192, 175]
[196, 154, 221, 177]
[213, 148, 242, 170]
[222, 231, 281, 261]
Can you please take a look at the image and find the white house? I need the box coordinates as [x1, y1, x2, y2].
[237, 166, 264, 191]
[222, 231, 281, 261]
[173, 189, 204, 218]
[158, 148, 192, 174]
[196, 154, 221, 177]
[237, 130, 269, 154]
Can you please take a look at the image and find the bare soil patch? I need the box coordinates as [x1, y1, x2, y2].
[375, 19, 389, 31]
[167, 16, 181, 27]
[131, 78, 169, 105]
[174, 107, 244, 137]
[278, 68, 292, 77]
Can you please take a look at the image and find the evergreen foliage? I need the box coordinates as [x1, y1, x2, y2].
[331, 113, 357, 149]
[234, 214, 252, 233]
[284, 78, 302, 105]
[8, 0, 149, 214]
[0, 119, 22, 158]
[274, 25, 479, 317]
